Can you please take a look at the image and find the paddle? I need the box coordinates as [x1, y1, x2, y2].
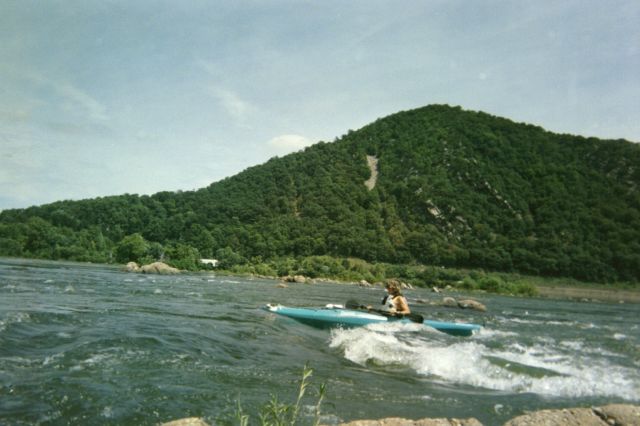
[346, 299, 424, 324]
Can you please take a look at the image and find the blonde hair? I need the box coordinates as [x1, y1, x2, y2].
[385, 279, 402, 295]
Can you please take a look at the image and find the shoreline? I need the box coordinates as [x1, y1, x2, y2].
[223, 270, 640, 304]
[534, 284, 640, 304]
[2, 256, 639, 304]
[262, 273, 640, 304]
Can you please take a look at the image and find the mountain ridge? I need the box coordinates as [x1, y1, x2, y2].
[1, 104, 639, 282]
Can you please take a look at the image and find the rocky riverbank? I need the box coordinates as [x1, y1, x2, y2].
[161, 404, 640, 426]
[535, 285, 640, 304]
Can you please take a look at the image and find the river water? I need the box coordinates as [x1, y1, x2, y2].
[1, 258, 638, 425]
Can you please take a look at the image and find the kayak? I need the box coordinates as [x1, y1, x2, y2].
[263, 304, 481, 337]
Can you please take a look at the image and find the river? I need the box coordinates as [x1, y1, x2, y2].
[1, 258, 638, 425]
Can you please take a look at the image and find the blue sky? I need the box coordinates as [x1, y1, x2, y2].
[1, 1, 638, 210]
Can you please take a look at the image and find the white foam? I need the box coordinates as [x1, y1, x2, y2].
[102, 406, 114, 418]
[328, 325, 640, 400]
[475, 328, 518, 339]
[0, 312, 31, 332]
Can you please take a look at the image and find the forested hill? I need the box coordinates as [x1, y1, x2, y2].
[1, 105, 639, 282]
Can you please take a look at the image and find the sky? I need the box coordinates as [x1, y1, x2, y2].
[1, 1, 639, 211]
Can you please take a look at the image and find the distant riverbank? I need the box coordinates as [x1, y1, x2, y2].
[535, 284, 640, 303]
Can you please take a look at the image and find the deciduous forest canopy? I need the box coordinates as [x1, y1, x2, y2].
[1, 105, 639, 282]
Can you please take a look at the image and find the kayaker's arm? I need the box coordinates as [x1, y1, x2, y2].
[393, 296, 411, 315]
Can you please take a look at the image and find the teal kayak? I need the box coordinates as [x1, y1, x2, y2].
[263, 304, 481, 337]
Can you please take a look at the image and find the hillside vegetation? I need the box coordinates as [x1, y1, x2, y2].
[1, 105, 639, 283]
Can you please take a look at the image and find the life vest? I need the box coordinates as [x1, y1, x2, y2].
[381, 294, 396, 310]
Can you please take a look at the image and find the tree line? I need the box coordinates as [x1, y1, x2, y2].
[1, 105, 639, 283]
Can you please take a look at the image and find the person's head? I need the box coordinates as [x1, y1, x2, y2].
[385, 279, 401, 296]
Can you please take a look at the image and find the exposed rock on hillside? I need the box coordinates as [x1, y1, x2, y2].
[364, 155, 379, 190]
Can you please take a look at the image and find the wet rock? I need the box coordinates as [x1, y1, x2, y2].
[281, 275, 308, 283]
[161, 417, 210, 426]
[442, 296, 458, 307]
[440, 297, 486, 312]
[140, 261, 180, 275]
[124, 262, 140, 272]
[359, 280, 372, 287]
[276, 282, 288, 288]
[457, 299, 487, 312]
[337, 417, 482, 426]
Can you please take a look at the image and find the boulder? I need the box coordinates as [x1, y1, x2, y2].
[442, 297, 458, 308]
[140, 262, 180, 275]
[504, 407, 604, 426]
[593, 404, 640, 425]
[359, 280, 372, 287]
[440, 297, 486, 312]
[457, 299, 487, 312]
[281, 275, 307, 283]
[276, 283, 288, 288]
[124, 262, 140, 272]
[161, 418, 210, 426]
[337, 417, 482, 426]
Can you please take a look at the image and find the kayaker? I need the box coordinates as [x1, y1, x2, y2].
[379, 279, 411, 315]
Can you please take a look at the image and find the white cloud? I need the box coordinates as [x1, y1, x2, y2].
[55, 81, 109, 122]
[267, 134, 313, 155]
[207, 86, 253, 123]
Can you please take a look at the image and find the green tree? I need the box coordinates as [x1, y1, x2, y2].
[116, 233, 149, 263]
[165, 243, 200, 271]
[215, 247, 245, 269]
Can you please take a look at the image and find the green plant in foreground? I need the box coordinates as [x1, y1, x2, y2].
[230, 364, 325, 426]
